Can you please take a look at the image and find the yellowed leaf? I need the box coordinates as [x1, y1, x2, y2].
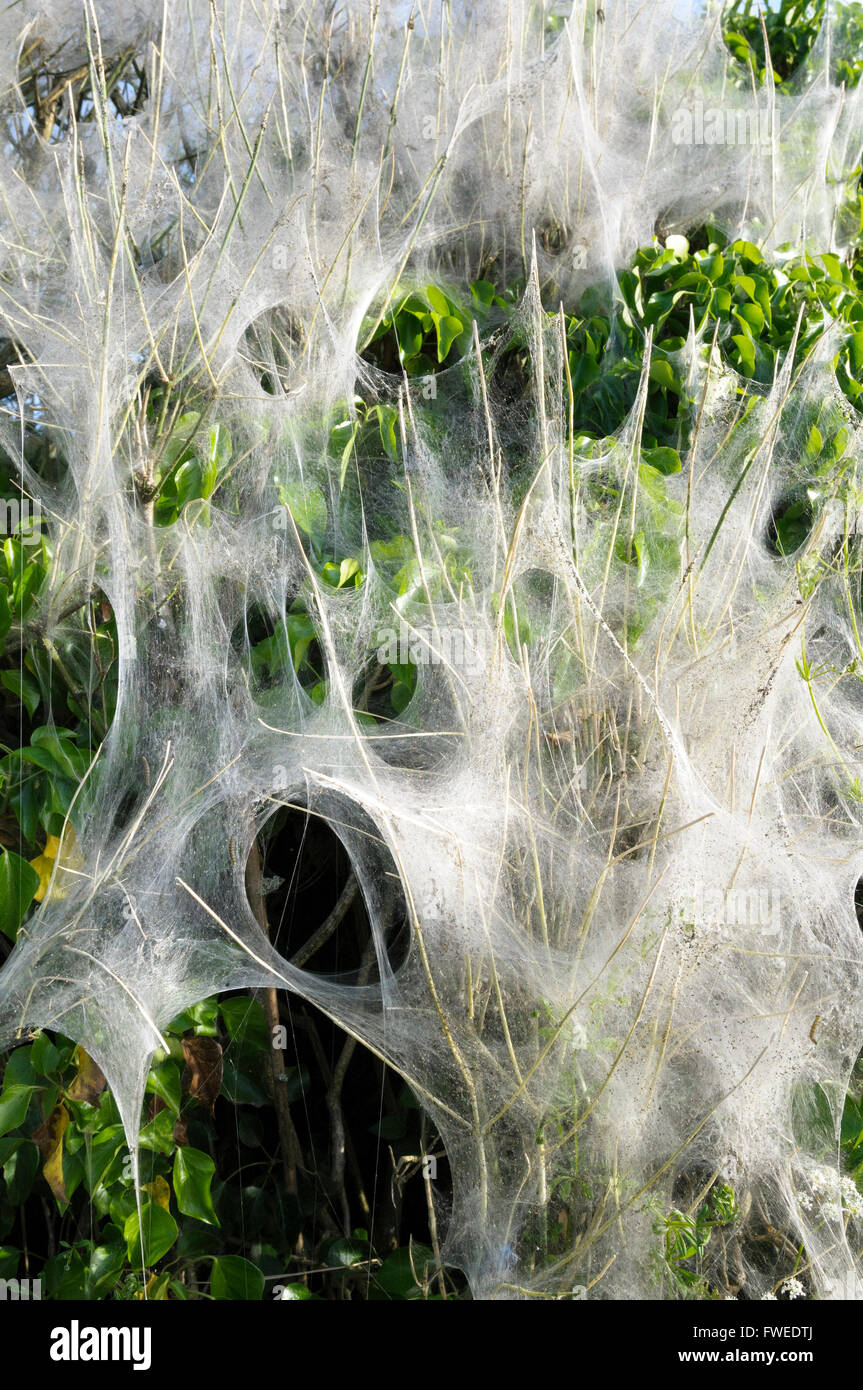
[28, 853, 54, 903]
[135, 1272, 170, 1300]
[66, 1046, 106, 1105]
[142, 1175, 171, 1212]
[33, 1103, 69, 1206]
[28, 830, 81, 903]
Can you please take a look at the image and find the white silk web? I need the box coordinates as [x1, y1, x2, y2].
[0, 0, 862, 1299]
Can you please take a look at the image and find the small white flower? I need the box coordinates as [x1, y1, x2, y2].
[762, 1291, 777, 1300]
[840, 1177, 863, 1219]
[781, 1276, 805, 1300]
[798, 1165, 863, 1222]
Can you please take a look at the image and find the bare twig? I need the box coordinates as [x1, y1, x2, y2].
[290, 870, 358, 968]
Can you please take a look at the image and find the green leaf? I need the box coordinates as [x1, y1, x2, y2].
[0, 1137, 22, 1166]
[470, 280, 496, 306]
[278, 481, 327, 539]
[203, 423, 231, 496]
[176, 1217, 222, 1261]
[2, 1047, 35, 1089]
[44, 1245, 89, 1298]
[3, 1140, 38, 1204]
[328, 1235, 369, 1268]
[404, 351, 436, 377]
[733, 273, 757, 301]
[30, 728, 86, 778]
[0, 1085, 37, 1138]
[847, 330, 863, 374]
[146, 1060, 181, 1115]
[735, 301, 764, 335]
[137, 1106, 176, 1156]
[774, 498, 813, 556]
[697, 251, 724, 282]
[285, 612, 317, 674]
[641, 446, 682, 475]
[9, 776, 39, 845]
[86, 1240, 127, 1298]
[376, 405, 399, 462]
[424, 285, 452, 317]
[733, 240, 762, 266]
[844, 1094, 863, 1148]
[0, 850, 40, 941]
[337, 419, 360, 489]
[162, 411, 201, 468]
[390, 664, 417, 714]
[433, 313, 463, 362]
[82, 1125, 125, 1192]
[648, 359, 678, 391]
[173, 1147, 219, 1226]
[173, 459, 204, 510]
[187, 996, 220, 1035]
[394, 311, 424, 363]
[643, 289, 682, 330]
[337, 557, 361, 588]
[374, 1243, 435, 1298]
[806, 425, 823, 458]
[218, 996, 268, 1049]
[210, 1254, 265, 1300]
[0, 669, 39, 716]
[731, 333, 756, 373]
[220, 1057, 269, 1107]
[124, 1202, 178, 1266]
[29, 1031, 60, 1076]
[0, 586, 11, 646]
[8, 743, 52, 775]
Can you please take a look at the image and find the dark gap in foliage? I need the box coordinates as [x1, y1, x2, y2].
[241, 307, 306, 396]
[231, 601, 327, 697]
[766, 488, 815, 556]
[255, 802, 410, 981]
[12, 41, 149, 154]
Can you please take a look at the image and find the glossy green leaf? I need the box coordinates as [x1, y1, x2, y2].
[124, 1202, 178, 1265]
[0, 669, 39, 717]
[374, 1243, 435, 1298]
[433, 313, 463, 362]
[210, 1254, 265, 1300]
[146, 1060, 181, 1115]
[278, 482, 327, 539]
[173, 1146, 219, 1226]
[641, 446, 682, 475]
[0, 851, 40, 941]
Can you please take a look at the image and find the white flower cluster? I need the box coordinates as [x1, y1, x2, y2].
[762, 1276, 805, 1299]
[801, 1165, 863, 1223]
[781, 1277, 805, 1300]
